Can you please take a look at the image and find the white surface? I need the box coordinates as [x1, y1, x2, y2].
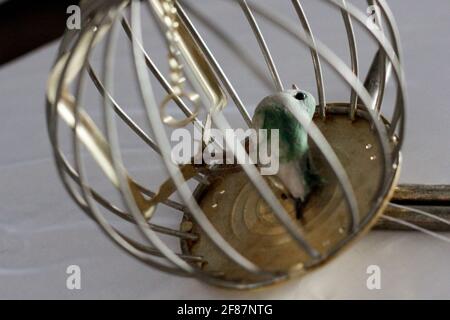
[0, 0, 449, 299]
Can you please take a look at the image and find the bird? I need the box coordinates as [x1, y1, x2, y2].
[252, 87, 322, 220]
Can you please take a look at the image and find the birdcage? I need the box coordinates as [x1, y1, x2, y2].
[46, 0, 406, 289]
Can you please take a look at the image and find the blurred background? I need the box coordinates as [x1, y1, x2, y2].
[0, 0, 449, 299]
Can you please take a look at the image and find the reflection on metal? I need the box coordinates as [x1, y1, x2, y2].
[47, 0, 408, 289]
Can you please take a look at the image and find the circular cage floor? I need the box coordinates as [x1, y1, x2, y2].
[181, 104, 400, 287]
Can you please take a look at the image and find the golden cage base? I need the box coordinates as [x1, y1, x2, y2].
[180, 105, 401, 288]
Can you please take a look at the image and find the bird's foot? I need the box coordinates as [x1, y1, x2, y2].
[295, 198, 305, 221]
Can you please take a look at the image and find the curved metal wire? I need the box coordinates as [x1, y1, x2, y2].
[364, 0, 388, 113]
[86, 64, 161, 153]
[239, 0, 284, 92]
[340, 0, 359, 120]
[291, 0, 327, 118]
[376, 0, 405, 156]
[180, 0, 274, 90]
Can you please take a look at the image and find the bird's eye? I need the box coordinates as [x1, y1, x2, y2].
[295, 92, 307, 101]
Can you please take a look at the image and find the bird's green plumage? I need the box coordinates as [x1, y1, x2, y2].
[255, 103, 309, 162]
